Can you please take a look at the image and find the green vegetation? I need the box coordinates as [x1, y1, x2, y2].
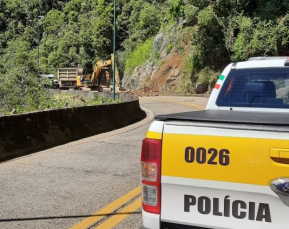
[1, 0, 289, 106]
[125, 37, 154, 75]
[0, 92, 119, 116]
[179, 0, 289, 92]
[166, 44, 173, 54]
[51, 93, 119, 109]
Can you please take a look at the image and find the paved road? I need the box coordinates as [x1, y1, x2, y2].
[0, 96, 208, 229]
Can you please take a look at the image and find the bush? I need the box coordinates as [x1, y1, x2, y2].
[196, 67, 218, 87]
[166, 44, 173, 54]
[174, 54, 195, 94]
[137, 4, 161, 41]
[125, 37, 154, 75]
[184, 5, 199, 24]
[0, 69, 53, 114]
[197, 7, 215, 26]
[192, 7, 229, 71]
[175, 73, 195, 94]
[231, 18, 283, 61]
[170, 0, 184, 20]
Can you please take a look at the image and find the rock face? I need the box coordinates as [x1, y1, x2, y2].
[153, 33, 169, 54]
[123, 53, 185, 96]
[122, 63, 157, 91]
[122, 23, 194, 95]
[122, 33, 170, 92]
[196, 83, 209, 94]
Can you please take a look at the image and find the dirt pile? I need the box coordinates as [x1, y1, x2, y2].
[125, 53, 186, 97]
[122, 23, 198, 97]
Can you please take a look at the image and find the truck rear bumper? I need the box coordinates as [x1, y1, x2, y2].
[142, 210, 160, 229]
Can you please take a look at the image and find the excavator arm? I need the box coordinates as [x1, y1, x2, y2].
[112, 54, 120, 87]
[90, 54, 120, 87]
[90, 59, 112, 85]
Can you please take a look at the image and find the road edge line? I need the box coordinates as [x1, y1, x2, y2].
[93, 197, 142, 229]
[70, 186, 141, 229]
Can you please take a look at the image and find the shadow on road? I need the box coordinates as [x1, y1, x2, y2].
[0, 211, 142, 222]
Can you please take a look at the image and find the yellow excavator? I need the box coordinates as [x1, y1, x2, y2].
[76, 54, 121, 91]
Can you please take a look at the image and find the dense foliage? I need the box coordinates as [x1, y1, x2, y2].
[173, 0, 289, 91]
[1, 0, 289, 109]
[188, 0, 289, 70]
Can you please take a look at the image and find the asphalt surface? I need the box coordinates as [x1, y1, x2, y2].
[0, 96, 208, 229]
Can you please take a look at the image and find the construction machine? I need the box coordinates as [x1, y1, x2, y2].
[76, 54, 121, 91]
[58, 68, 81, 89]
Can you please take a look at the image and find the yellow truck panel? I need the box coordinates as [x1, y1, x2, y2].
[162, 131, 289, 186]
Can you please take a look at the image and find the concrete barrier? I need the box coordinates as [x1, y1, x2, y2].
[0, 92, 145, 162]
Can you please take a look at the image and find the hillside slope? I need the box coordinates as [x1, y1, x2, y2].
[1, 0, 289, 112]
[122, 25, 193, 96]
[122, 0, 289, 95]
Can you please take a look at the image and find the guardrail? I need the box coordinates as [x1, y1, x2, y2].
[0, 92, 145, 162]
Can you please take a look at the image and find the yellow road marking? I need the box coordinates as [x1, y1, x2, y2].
[93, 197, 142, 229]
[72, 97, 203, 229]
[70, 186, 141, 229]
[149, 98, 206, 110]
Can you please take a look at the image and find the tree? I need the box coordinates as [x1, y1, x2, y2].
[92, 4, 113, 60]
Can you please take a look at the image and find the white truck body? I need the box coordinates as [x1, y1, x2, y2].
[141, 57, 289, 229]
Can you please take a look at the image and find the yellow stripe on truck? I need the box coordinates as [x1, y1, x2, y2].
[162, 133, 289, 186]
[146, 131, 162, 140]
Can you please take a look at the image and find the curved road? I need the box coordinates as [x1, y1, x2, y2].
[0, 96, 208, 229]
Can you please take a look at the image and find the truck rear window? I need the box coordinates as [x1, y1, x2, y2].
[216, 68, 289, 108]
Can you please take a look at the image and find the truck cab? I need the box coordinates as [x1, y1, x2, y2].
[206, 57, 289, 112]
[141, 57, 289, 229]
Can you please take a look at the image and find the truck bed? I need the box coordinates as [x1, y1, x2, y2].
[155, 110, 289, 127]
[151, 110, 289, 229]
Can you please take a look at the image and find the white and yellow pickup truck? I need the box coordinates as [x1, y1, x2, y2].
[141, 57, 289, 229]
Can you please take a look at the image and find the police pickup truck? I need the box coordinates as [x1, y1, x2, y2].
[141, 57, 289, 229]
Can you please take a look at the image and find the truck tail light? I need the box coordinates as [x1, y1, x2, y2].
[142, 162, 157, 181]
[141, 138, 162, 214]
